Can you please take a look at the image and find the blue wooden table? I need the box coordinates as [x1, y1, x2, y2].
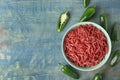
[0, 0, 120, 80]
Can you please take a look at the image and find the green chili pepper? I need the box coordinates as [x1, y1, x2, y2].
[110, 49, 120, 67]
[92, 73, 102, 80]
[80, 6, 96, 22]
[110, 22, 120, 41]
[59, 63, 79, 79]
[100, 12, 108, 31]
[57, 11, 70, 32]
[83, 0, 90, 8]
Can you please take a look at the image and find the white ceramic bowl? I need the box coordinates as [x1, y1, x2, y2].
[62, 22, 112, 71]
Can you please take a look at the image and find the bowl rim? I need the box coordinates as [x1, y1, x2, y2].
[62, 21, 112, 71]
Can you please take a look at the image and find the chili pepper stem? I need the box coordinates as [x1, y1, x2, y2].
[58, 63, 64, 68]
[83, 0, 90, 8]
[98, 68, 106, 75]
[93, 5, 96, 8]
[65, 10, 69, 14]
[80, 16, 87, 22]
[57, 29, 60, 32]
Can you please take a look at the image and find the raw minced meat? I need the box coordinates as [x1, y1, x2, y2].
[64, 24, 108, 67]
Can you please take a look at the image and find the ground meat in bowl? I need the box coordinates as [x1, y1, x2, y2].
[64, 24, 108, 67]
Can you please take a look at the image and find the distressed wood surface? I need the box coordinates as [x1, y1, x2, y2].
[0, 0, 120, 80]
